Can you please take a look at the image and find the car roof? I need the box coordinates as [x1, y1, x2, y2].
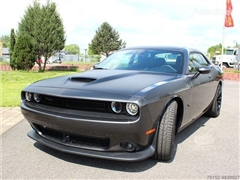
[122, 46, 200, 53]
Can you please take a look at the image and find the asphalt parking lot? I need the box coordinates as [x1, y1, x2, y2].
[1, 80, 239, 179]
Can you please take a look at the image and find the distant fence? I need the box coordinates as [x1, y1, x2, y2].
[0, 55, 10, 62]
[62, 54, 101, 63]
[0, 54, 101, 64]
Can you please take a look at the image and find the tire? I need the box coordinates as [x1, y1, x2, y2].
[222, 63, 228, 68]
[154, 101, 178, 161]
[206, 84, 222, 117]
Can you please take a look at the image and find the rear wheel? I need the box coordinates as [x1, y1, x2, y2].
[154, 101, 177, 161]
[206, 84, 222, 117]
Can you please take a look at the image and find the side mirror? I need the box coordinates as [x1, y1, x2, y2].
[198, 66, 211, 74]
[192, 66, 211, 78]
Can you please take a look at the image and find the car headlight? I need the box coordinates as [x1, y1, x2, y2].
[33, 93, 41, 102]
[126, 103, 139, 116]
[25, 92, 32, 101]
[111, 102, 123, 113]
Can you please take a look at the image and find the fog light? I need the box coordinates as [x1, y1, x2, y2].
[34, 93, 41, 102]
[111, 102, 123, 113]
[121, 142, 135, 152]
[126, 103, 139, 116]
[25, 92, 32, 101]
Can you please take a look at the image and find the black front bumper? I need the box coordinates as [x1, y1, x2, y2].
[21, 102, 158, 161]
[28, 129, 156, 161]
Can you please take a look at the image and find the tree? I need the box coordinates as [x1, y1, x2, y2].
[89, 22, 126, 57]
[207, 44, 224, 59]
[10, 29, 16, 69]
[12, 33, 36, 71]
[64, 44, 80, 54]
[88, 46, 94, 56]
[18, 0, 65, 72]
[87, 45, 101, 62]
[0, 35, 10, 48]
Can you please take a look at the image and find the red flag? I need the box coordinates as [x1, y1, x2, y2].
[225, 0, 234, 27]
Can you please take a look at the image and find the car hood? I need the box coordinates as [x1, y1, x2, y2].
[26, 70, 176, 99]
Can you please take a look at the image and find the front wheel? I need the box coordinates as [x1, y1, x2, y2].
[222, 63, 228, 68]
[154, 101, 178, 161]
[206, 84, 222, 117]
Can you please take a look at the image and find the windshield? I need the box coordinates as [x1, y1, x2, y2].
[96, 49, 184, 74]
[225, 50, 234, 55]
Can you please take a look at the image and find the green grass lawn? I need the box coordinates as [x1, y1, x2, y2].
[223, 69, 240, 73]
[0, 71, 79, 107]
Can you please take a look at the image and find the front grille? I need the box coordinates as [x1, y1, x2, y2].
[41, 95, 65, 107]
[34, 124, 110, 149]
[66, 99, 107, 111]
[38, 95, 109, 112]
[22, 92, 138, 117]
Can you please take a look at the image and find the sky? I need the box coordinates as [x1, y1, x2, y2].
[0, 0, 239, 53]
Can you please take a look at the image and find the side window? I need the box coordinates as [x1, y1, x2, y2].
[188, 53, 209, 73]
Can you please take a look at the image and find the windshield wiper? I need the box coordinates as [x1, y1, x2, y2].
[93, 67, 108, 70]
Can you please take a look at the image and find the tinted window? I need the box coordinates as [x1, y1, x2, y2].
[188, 53, 209, 73]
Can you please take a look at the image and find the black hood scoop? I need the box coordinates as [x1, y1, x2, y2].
[70, 77, 96, 83]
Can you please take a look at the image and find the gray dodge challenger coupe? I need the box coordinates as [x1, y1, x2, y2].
[21, 46, 223, 162]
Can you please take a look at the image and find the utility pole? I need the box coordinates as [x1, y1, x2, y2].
[84, 49, 87, 62]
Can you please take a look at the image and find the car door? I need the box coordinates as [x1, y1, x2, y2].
[182, 52, 216, 126]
